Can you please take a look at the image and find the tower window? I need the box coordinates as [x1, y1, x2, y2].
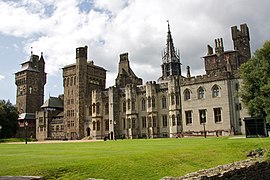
[162, 115, 168, 127]
[162, 96, 166, 109]
[152, 96, 156, 108]
[141, 98, 146, 111]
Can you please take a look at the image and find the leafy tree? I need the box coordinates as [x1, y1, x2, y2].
[0, 100, 18, 138]
[240, 40, 270, 122]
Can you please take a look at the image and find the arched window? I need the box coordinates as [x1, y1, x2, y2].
[123, 101, 126, 112]
[212, 85, 220, 97]
[96, 102, 100, 114]
[93, 121, 96, 130]
[152, 96, 156, 108]
[66, 78, 69, 87]
[172, 115, 176, 126]
[141, 98, 146, 111]
[97, 121, 100, 131]
[105, 103, 109, 115]
[162, 96, 166, 109]
[198, 87, 205, 99]
[184, 89, 191, 101]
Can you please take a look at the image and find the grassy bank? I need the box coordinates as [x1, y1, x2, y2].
[0, 137, 269, 179]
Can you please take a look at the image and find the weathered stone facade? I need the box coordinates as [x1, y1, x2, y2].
[34, 23, 250, 140]
[15, 52, 46, 138]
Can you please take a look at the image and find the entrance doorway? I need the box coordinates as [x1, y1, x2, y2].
[86, 127, 91, 136]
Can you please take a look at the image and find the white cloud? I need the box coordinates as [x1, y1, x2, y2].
[0, 0, 270, 89]
[0, 75, 5, 81]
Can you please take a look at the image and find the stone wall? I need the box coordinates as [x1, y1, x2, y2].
[162, 158, 270, 180]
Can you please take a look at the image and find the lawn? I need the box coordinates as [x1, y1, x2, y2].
[0, 137, 269, 180]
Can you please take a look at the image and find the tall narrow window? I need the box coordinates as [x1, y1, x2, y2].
[199, 109, 206, 124]
[123, 101, 126, 112]
[172, 115, 176, 126]
[176, 95, 180, 105]
[92, 103, 96, 113]
[152, 96, 156, 108]
[185, 111, 192, 125]
[128, 99, 131, 110]
[96, 102, 100, 114]
[97, 121, 100, 131]
[105, 103, 109, 115]
[142, 117, 146, 128]
[184, 89, 191, 101]
[162, 115, 168, 127]
[148, 96, 151, 108]
[93, 121, 96, 130]
[162, 96, 166, 109]
[153, 116, 157, 127]
[131, 99, 135, 111]
[198, 87, 205, 99]
[141, 98, 146, 111]
[123, 118, 126, 130]
[214, 108, 222, 123]
[171, 94, 175, 105]
[105, 120, 109, 131]
[132, 118, 136, 128]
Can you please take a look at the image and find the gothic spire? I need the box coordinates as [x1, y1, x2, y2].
[163, 20, 179, 63]
[160, 21, 181, 80]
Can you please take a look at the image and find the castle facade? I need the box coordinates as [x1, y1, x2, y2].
[16, 23, 250, 140]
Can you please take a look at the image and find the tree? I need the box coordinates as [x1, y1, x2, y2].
[240, 40, 270, 123]
[0, 100, 18, 138]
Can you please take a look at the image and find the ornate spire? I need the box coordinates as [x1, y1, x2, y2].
[160, 21, 181, 80]
[163, 20, 180, 63]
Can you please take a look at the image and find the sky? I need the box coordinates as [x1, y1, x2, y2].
[0, 0, 270, 105]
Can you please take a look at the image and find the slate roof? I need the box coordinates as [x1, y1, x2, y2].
[41, 96, 63, 109]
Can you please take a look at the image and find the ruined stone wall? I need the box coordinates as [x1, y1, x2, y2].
[162, 158, 270, 180]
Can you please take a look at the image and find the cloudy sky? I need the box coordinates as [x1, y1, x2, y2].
[0, 0, 270, 104]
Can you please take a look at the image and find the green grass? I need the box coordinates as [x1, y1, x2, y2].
[0, 137, 269, 180]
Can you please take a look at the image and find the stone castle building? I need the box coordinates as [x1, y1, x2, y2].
[15, 51, 46, 137]
[19, 23, 250, 140]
